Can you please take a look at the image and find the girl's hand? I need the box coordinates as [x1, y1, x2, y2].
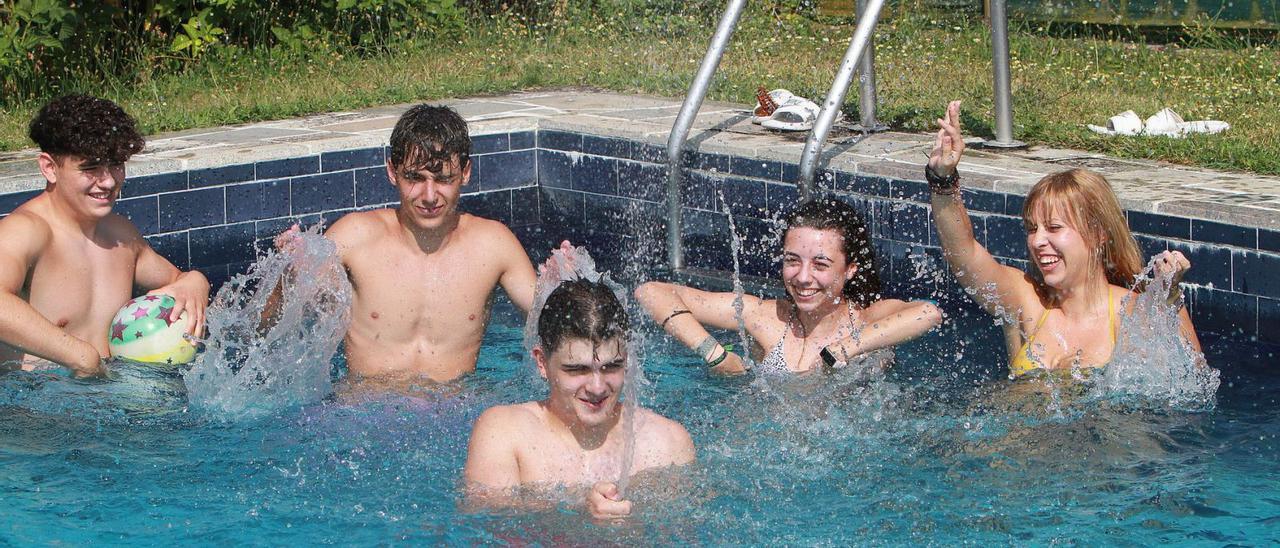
[928, 100, 965, 177]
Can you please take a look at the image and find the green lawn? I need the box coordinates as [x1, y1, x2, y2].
[2, 7, 1276, 174]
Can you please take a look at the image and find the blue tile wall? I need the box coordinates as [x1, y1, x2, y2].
[290, 171, 354, 215]
[1129, 211, 1192, 240]
[257, 156, 319, 180]
[322, 147, 384, 172]
[537, 149, 573, 190]
[116, 197, 158, 234]
[472, 133, 510, 155]
[354, 166, 396, 206]
[1192, 219, 1256, 249]
[477, 149, 536, 191]
[190, 163, 254, 188]
[226, 180, 290, 223]
[0, 127, 1274, 345]
[160, 187, 225, 231]
[571, 155, 618, 195]
[124, 171, 186, 197]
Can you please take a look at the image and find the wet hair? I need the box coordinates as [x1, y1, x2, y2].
[388, 104, 471, 173]
[1022, 169, 1142, 288]
[784, 198, 882, 307]
[28, 95, 145, 164]
[537, 279, 629, 354]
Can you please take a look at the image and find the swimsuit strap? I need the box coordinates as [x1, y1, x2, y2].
[1025, 308, 1051, 346]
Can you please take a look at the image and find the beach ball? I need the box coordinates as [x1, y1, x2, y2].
[107, 294, 197, 366]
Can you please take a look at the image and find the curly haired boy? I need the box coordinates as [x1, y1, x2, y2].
[0, 95, 209, 376]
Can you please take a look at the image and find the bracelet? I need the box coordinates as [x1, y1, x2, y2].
[925, 164, 960, 195]
[695, 335, 720, 360]
[706, 347, 729, 368]
[660, 309, 692, 330]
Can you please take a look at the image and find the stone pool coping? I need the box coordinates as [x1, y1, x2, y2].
[1, 89, 1278, 231]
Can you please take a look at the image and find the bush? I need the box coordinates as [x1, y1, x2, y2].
[0, 0, 466, 104]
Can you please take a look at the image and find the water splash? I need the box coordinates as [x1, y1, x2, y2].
[184, 226, 353, 420]
[1090, 260, 1220, 410]
[718, 190, 755, 369]
[523, 245, 646, 496]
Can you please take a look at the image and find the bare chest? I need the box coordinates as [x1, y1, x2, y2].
[27, 237, 135, 337]
[344, 244, 504, 333]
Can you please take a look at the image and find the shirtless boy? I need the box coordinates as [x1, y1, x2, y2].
[0, 95, 210, 376]
[464, 279, 695, 519]
[300, 104, 541, 382]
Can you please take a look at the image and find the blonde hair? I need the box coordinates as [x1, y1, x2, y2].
[1021, 169, 1143, 289]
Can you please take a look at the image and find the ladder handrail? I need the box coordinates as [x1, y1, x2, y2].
[665, 0, 748, 270]
[797, 0, 887, 202]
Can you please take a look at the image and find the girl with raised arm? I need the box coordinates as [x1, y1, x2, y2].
[927, 100, 1201, 379]
[635, 198, 942, 375]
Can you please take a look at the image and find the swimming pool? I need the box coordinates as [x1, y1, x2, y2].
[1, 110, 1278, 543]
[2, 288, 1277, 544]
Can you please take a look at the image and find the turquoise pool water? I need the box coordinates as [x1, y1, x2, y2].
[2, 296, 1277, 544]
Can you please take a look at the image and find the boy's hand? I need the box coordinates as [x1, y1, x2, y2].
[149, 270, 210, 339]
[68, 340, 106, 378]
[587, 481, 632, 520]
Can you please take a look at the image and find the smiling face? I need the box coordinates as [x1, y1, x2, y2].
[781, 226, 857, 314]
[388, 152, 470, 231]
[39, 153, 124, 221]
[1024, 205, 1102, 292]
[535, 337, 627, 429]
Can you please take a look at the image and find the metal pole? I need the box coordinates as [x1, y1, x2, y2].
[665, 0, 747, 270]
[984, 0, 1026, 148]
[798, 0, 887, 202]
[856, 0, 887, 132]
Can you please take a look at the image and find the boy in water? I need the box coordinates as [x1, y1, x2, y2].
[0, 95, 210, 376]
[464, 279, 695, 519]
[280, 104, 554, 383]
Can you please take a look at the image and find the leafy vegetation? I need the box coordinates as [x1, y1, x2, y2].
[1, 1, 1276, 174]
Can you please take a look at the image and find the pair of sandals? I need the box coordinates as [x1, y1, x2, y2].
[1087, 108, 1229, 138]
[752, 88, 839, 132]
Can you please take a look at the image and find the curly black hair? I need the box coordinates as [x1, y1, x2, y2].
[785, 198, 882, 307]
[388, 104, 471, 173]
[28, 95, 145, 164]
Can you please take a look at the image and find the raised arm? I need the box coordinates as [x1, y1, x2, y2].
[823, 299, 942, 364]
[928, 100, 1036, 320]
[634, 281, 759, 373]
[495, 227, 538, 314]
[0, 214, 103, 376]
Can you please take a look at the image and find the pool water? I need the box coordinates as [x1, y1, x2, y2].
[2, 296, 1278, 544]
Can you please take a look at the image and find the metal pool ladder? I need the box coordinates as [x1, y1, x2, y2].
[664, 0, 1025, 270]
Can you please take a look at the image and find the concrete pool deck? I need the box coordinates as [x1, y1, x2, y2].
[1, 88, 1277, 232]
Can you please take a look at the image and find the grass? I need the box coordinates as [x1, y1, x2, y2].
[1, 6, 1277, 174]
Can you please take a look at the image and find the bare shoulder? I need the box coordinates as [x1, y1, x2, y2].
[459, 214, 522, 247]
[326, 209, 394, 247]
[0, 209, 53, 256]
[636, 408, 695, 461]
[472, 401, 541, 436]
[101, 213, 146, 242]
[0, 209, 53, 243]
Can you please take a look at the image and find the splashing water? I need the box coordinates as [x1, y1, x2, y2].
[1091, 260, 1220, 410]
[718, 190, 755, 369]
[523, 245, 646, 496]
[184, 226, 353, 420]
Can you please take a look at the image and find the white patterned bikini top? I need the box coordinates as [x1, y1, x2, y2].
[758, 301, 859, 374]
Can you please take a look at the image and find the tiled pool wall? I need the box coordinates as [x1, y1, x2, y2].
[1, 128, 1277, 345]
